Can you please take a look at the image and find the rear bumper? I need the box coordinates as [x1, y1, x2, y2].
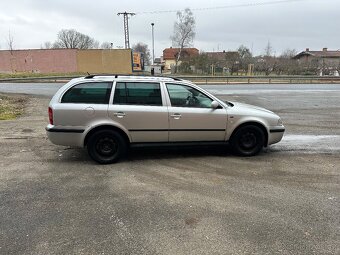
[46, 124, 85, 147]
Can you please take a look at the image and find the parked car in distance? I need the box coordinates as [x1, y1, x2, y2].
[46, 75, 285, 164]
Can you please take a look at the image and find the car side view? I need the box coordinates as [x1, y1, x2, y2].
[46, 75, 285, 164]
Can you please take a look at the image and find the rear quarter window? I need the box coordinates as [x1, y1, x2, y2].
[61, 82, 112, 104]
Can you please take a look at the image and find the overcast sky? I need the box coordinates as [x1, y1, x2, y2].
[0, 0, 339, 57]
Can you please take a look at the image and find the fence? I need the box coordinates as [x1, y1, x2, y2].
[175, 75, 340, 84]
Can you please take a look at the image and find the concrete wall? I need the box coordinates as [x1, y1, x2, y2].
[0, 49, 78, 73]
[77, 49, 132, 74]
[0, 49, 133, 74]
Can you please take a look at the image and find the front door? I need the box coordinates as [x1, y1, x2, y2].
[166, 83, 227, 142]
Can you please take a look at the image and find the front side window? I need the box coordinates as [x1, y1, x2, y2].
[113, 82, 162, 106]
[166, 84, 213, 108]
[61, 82, 112, 104]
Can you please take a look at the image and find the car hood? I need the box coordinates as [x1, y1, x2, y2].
[228, 101, 276, 115]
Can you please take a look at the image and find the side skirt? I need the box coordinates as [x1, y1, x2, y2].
[130, 141, 229, 148]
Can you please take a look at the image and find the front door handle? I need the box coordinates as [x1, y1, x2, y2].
[170, 113, 181, 119]
[113, 112, 126, 118]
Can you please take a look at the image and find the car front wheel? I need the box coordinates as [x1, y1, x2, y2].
[230, 125, 265, 156]
[87, 130, 127, 164]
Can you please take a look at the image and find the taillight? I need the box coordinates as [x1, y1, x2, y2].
[48, 107, 53, 125]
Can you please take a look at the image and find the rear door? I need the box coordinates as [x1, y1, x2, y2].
[166, 83, 227, 142]
[108, 81, 169, 143]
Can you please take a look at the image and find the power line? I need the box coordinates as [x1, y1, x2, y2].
[136, 0, 308, 14]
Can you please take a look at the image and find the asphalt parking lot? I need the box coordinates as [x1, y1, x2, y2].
[0, 85, 339, 254]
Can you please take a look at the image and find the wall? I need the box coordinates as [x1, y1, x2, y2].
[77, 49, 132, 74]
[0, 49, 78, 73]
[0, 49, 133, 74]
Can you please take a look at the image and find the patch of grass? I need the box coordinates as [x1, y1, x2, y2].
[0, 95, 27, 120]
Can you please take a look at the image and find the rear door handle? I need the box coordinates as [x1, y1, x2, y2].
[170, 113, 181, 119]
[113, 112, 126, 118]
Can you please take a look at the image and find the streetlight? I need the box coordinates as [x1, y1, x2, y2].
[151, 23, 155, 66]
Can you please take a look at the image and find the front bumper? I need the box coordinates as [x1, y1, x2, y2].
[268, 126, 285, 145]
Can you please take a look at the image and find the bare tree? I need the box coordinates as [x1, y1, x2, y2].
[278, 49, 298, 74]
[101, 42, 113, 49]
[225, 52, 240, 75]
[132, 42, 151, 65]
[262, 41, 276, 75]
[170, 8, 196, 73]
[53, 29, 98, 49]
[238, 45, 252, 59]
[237, 45, 253, 73]
[41, 41, 52, 49]
[93, 40, 100, 49]
[7, 30, 14, 54]
[190, 53, 209, 74]
[280, 48, 297, 59]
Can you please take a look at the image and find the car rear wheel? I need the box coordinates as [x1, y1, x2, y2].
[87, 130, 127, 164]
[230, 125, 265, 156]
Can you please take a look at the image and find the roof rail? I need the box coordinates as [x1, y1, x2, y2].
[84, 74, 96, 79]
[84, 74, 183, 81]
[84, 74, 125, 79]
[169, 76, 183, 81]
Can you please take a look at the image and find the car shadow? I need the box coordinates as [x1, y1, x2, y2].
[126, 145, 232, 161]
[57, 145, 272, 164]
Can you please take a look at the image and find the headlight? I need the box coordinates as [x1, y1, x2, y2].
[278, 118, 283, 126]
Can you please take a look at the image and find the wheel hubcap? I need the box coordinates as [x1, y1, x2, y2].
[240, 132, 257, 149]
[96, 137, 117, 156]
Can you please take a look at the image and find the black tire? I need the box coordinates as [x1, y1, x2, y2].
[87, 130, 127, 164]
[230, 125, 265, 156]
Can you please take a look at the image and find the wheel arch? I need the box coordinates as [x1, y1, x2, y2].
[229, 121, 269, 147]
[84, 125, 130, 147]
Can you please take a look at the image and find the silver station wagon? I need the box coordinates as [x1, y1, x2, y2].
[46, 75, 285, 164]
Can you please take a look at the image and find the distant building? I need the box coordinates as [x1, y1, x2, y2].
[153, 57, 163, 65]
[144, 65, 162, 75]
[294, 48, 340, 75]
[0, 48, 133, 74]
[144, 56, 164, 75]
[205, 51, 239, 61]
[205, 51, 239, 71]
[163, 47, 199, 71]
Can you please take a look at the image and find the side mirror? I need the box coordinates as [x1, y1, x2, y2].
[211, 101, 219, 109]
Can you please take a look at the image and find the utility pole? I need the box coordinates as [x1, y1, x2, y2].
[151, 23, 155, 65]
[117, 12, 135, 49]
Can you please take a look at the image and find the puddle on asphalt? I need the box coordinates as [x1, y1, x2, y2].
[270, 135, 340, 154]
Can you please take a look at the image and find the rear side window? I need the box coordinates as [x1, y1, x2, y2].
[61, 82, 112, 104]
[113, 82, 162, 106]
